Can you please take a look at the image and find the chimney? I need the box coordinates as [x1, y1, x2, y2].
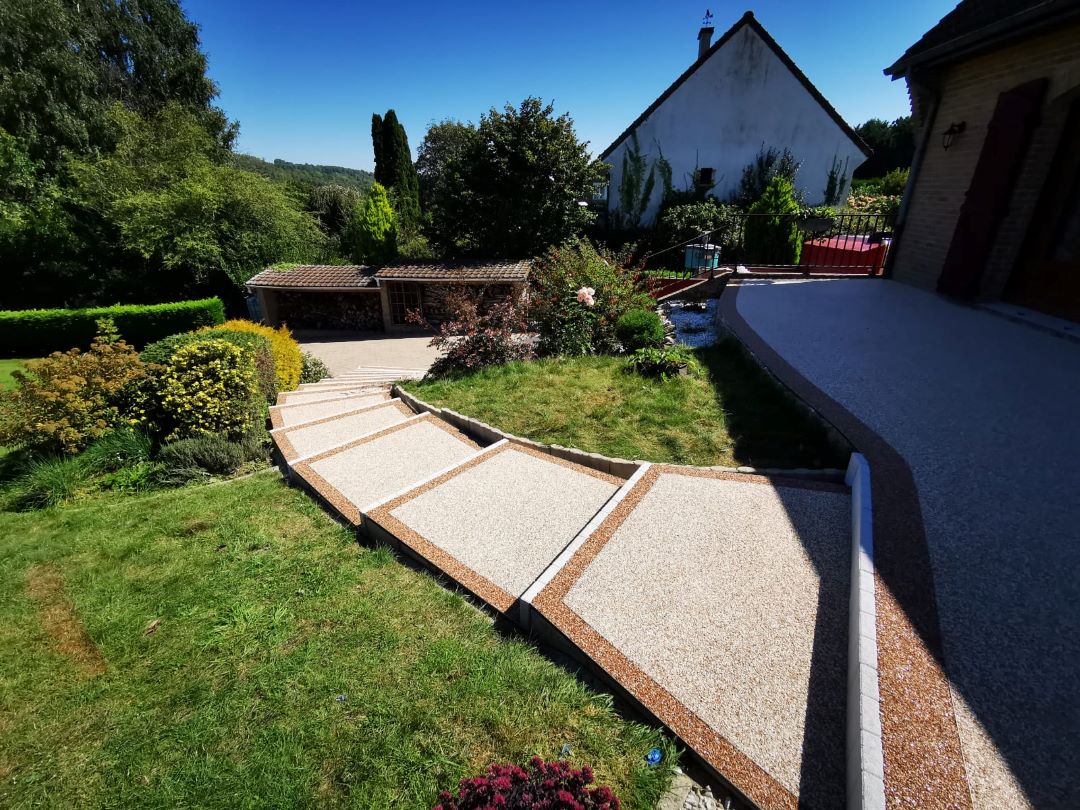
[697, 9, 715, 60]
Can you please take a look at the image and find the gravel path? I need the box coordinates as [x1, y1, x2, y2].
[732, 279, 1080, 809]
[389, 447, 619, 599]
[563, 470, 849, 807]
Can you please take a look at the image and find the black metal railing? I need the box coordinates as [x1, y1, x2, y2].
[650, 211, 896, 275]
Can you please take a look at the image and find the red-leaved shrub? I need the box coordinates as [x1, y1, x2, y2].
[408, 286, 531, 378]
[433, 757, 620, 810]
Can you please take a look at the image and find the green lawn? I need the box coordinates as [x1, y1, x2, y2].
[0, 474, 672, 808]
[405, 339, 848, 469]
[0, 359, 30, 391]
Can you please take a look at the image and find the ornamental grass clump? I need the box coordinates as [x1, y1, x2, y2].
[156, 339, 260, 441]
[0, 319, 147, 454]
[433, 757, 621, 810]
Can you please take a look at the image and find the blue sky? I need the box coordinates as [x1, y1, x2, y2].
[183, 0, 955, 170]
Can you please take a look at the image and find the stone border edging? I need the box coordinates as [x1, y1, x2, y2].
[845, 453, 885, 810]
[392, 385, 847, 483]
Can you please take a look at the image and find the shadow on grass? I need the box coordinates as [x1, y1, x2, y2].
[694, 339, 850, 469]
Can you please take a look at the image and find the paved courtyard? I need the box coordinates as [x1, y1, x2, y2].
[295, 330, 439, 377]
[724, 279, 1080, 809]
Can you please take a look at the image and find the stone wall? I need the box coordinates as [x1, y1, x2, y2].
[276, 290, 384, 331]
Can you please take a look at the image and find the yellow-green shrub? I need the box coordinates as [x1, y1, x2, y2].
[0, 323, 147, 453]
[157, 339, 259, 441]
[213, 320, 302, 391]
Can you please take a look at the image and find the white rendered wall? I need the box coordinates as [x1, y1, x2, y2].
[605, 25, 867, 226]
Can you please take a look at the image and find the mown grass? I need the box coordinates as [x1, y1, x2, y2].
[406, 338, 848, 469]
[0, 358, 30, 391]
[0, 474, 672, 808]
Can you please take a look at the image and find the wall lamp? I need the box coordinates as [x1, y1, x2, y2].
[942, 121, 966, 150]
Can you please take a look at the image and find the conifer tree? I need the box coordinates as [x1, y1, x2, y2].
[370, 109, 420, 226]
[346, 182, 397, 263]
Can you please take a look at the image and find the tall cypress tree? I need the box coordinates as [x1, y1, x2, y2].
[370, 109, 420, 226]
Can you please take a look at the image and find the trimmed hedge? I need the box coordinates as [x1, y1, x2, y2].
[0, 298, 226, 357]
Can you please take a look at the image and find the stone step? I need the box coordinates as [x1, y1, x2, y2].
[276, 387, 386, 406]
[269, 392, 391, 429]
[364, 442, 623, 614]
[271, 399, 413, 463]
[291, 413, 486, 525]
[523, 464, 853, 809]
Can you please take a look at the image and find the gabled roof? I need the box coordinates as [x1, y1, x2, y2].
[599, 11, 870, 160]
[246, 265, 379, 290]
[374, 261, 530, 283]
[885, 0, 1080, 77]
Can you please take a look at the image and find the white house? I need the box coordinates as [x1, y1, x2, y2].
[602, 11, 870, 226]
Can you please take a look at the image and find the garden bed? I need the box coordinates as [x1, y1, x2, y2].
[404, 339, 849, 469]
[0, 474, 672, 808]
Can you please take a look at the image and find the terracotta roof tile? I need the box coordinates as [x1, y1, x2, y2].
[246, 265, 379, 289]
[885, 0, 1078, 76]
[374, 261, 530, 282]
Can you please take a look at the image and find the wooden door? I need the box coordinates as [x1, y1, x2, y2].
[937, 79, 1049, 299]
[1004, 98, 1080, 322]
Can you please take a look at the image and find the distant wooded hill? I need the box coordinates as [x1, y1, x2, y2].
[233, 154, 375, 194]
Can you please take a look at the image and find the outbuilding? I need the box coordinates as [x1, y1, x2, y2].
[245, 261, 529, 333]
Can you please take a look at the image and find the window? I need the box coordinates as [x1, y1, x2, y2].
[388, 282, 423, 325]
[697, 167, 715, 186]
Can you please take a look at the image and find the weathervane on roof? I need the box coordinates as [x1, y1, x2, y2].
[702, 9, 714, 27]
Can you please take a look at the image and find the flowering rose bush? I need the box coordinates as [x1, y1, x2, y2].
[433, 757, 621, 810]
[410, 287, 531, 378]
[530, 237, 652, 357]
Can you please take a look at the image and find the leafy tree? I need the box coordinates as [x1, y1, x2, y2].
[744, 176, 803, 265]
[232, 155, 373, 196]
[307, 184, 362, 242]
[345, 182, 396, 263]
[371, 109, 420, 226]
[67, 103, 325, 300]
[418, 98, 604, 259]
[0, 128, 81, 305]
[854, 117, 915, 179]
[416, 119, 481, 253]
[0, 0, 233, 167]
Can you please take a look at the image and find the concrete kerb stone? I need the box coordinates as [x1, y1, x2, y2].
[395, 385, 843, 483]
[845, 452, 886, 810]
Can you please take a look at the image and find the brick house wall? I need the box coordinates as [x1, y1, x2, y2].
[890, 21, 1080, 297]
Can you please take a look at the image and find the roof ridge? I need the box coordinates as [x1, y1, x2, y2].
[598, 10, 869, 160]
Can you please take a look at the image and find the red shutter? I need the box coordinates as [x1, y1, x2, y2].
[937, 78, 1048, 299]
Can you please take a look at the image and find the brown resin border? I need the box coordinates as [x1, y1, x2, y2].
[272, 400, 414, 462]
[269, 391, 390, 429]
[533, 464, 846, 810]
[292, 414, 482, 525]
[718, 282, 972, 809]
[367, 442, 622, 613]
